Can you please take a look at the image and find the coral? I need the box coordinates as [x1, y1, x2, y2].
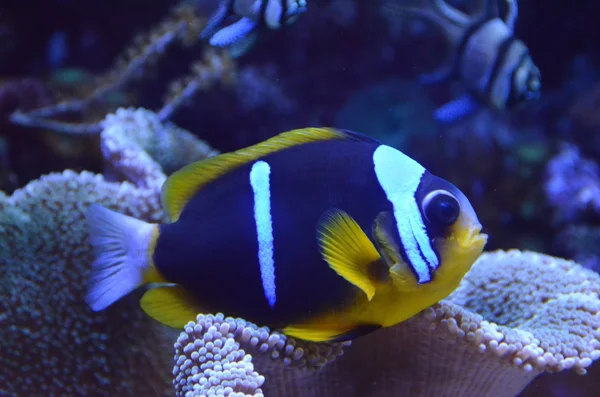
[544, 143, 600, 221]
[173, 250, 600, 397]
[568, 81, 600, 129]
[449, 250, 600, 375]
[172, 314, 348, 397]
[554, 225, 600, 271]
[101, 107, 219, 177]
[0, 107, 216, 395]
[9, 3, 236, 135]
[1, 3, 235, 203]
[0, 78, 53, 118]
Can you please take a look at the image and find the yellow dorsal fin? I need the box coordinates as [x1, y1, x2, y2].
[316, 209, 382, 301]
[139, 285, 200, 329]
[161, 127, 379, 221]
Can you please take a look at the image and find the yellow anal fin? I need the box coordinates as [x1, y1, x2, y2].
[317, 209, 382, 301]
[161, 128, 378, 222]
[139, 285, 199, 329]
[283, 323, 382, 343]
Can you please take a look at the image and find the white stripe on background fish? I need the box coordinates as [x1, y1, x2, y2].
[200, 0, 307, 51]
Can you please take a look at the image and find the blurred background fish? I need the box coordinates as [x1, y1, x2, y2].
[84, 127, 487, 342]
[381, 0, 541, 124]
[200, 0, 307, 56]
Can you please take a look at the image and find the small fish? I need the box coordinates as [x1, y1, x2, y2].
[85, 128, 487, 342]
[383, 0, 541, 124]
[200, 0, 307, 53]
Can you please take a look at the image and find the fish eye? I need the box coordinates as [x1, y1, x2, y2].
[422, 190, 460, 227]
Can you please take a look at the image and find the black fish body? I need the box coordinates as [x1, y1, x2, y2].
[155, 139, 389, 328]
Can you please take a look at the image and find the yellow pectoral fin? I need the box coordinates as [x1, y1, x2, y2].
[283, 323, 382, 343]
[317, 209, 382, 301]
[140, 285, 200, 329]
[162, 128, 377, 221]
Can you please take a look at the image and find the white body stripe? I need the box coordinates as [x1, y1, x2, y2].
[373, 145, 439, 283]
[249, 160, 277, 307]
[265, 0, 283, 29]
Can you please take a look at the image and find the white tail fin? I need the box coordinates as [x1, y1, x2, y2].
[85, 204, 155, 311]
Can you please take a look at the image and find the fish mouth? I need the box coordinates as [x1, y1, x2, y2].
[458, 224, 488, 251]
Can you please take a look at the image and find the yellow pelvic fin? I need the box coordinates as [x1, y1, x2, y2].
[389, 263, 419, 292]
[283, 322, 381, 343]
[139, 285, 199, 329]
[372, 211, 403, 265]
[161, 127, 378, 221]
[317, 209, 382, 301]
[372, 211, 419, 292]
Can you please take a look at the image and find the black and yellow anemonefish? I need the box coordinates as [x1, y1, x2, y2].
[85, 128, 488, 342]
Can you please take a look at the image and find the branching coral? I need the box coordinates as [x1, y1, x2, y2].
[9, 2, 236, 135]
[0, 107, 216, 395]
[0, 78, 53, 118]
[173, 250, 600, 397]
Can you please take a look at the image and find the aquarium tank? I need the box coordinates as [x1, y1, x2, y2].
[1, 0, 600, 396]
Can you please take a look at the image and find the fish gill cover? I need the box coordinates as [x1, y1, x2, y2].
[0, 0, 600, 396]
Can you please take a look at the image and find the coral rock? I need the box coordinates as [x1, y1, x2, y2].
[173, 250, 600, 397]
[0, 108, 216, 396]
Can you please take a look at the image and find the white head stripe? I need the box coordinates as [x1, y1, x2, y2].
[373, 145, 438, 283]
[249, 160, 276, 307]
[398, 201, 431, 283]
[409, 200, 439, 270]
